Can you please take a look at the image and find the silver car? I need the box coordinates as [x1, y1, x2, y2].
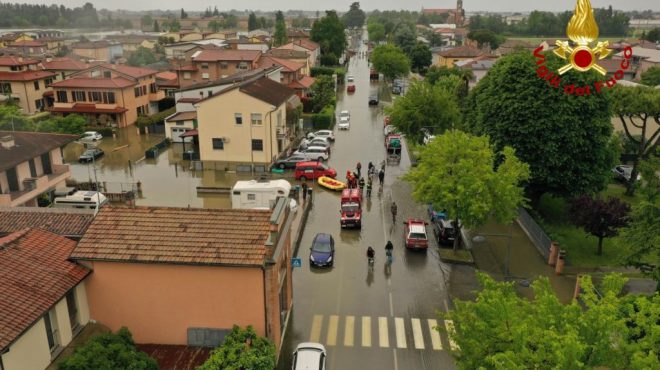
[294, 146, 329, 161]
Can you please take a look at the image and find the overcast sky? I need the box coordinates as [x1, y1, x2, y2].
[15, 0, 660, 12]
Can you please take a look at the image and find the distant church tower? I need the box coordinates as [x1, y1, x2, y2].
[456, 0, 465, 25]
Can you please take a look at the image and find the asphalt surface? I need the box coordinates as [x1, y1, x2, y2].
[277, 33, 457, 370]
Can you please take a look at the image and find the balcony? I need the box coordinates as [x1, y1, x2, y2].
[0, 163, 70, 207]
[149, 90, 165, 102]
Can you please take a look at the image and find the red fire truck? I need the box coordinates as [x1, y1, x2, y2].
[340, 188, 362, 228]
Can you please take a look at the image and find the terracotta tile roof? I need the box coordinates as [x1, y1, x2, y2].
[0, 228, 91, 351]
[438, 45, 489, 58]
[238, 77, 296, 106]
[287, 29, 310, 38]
[47, 103, 129, 114]
[193, 49, 261, 62]
[105, 64, 158, 78]
[7, 40, 46, 47]
[178, 67, 277, 92]
[72, 41, 111, 49]
[0, 207, 94, 238]
[0, 70, 55, 81]
[156, 71, 177, 80]
[258, 55, 304, 73]
[0, 131, 77, 172]
[0, 56, 39, 66]
[167, 111, 197, 121]
[176, 97, 201, 103]
[293, 39, 320, 51]
[71, 206, 273, 266]
[265, 49, 309, 59]
[288, 76, 315, 89]
[158, 78, 180, 88]
[41, 57, 89, 71]
[50, 76, 137, 88]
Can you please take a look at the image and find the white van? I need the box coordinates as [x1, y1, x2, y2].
[231, 179, 291, 210]
[53, 191, 108, 215]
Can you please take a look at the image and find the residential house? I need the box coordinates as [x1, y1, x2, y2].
[225, 38, 269, 53]
[0, 56, 55, 114]
[163, 31, 204, 43]
[164, 40, 226, 60]
[496, 39, 537, 56]
[71, 41, 123, 63]
[0, 33, 33, 48]
[48, 64, 164, 127]
[454, 56, 497, 87]
[0, 228, 91, 370]
[614, 46, 660, 80]
[155, 71, 179, 97]
[36, 37, 67, 53]
[258, 56, 314, 96]
[104, 35, 158, 53]
[0, 206, 94, 239]
[0, 131, 76, 207]
[433, 27, 468, 47]
[70, 201, 293, 350]
[176, 49, 262, 88]
[435, 45, 491, 67]
[599, 58, 636, 81]
[41, 57, 91, 82]
[6, 40, 48, 56]
[248, 29, 271, 38]
[287, 29, 310, 43]
[265, 49, 311, 76]
[195, 77, 298, 170]
[202, 30, 238, 40]
[275, 39, 320, 67]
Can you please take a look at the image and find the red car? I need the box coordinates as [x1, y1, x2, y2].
[404, 218, 429, 250]
[294, 161, 337, 181]
[347, 84, 356, 93]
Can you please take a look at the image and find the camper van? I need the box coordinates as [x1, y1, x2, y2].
[231, 179, 291, 210]
[53, 191, 108, 214]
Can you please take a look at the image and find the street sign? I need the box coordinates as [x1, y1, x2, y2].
[291, 258, 302, 268]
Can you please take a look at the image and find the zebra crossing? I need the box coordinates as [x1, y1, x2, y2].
[308, 314, 458, 351]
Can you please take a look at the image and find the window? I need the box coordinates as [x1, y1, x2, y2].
[251, 113, 262, 125]
[149, 83, 157, 93]
[277, 110, 282, 126]
[35, 99, 43, 111]
[134, 87, 141, 97]
[10, 66, 19, 71]
[252, 139, 263, 151]
[247, 193, 256, 200]
[220, 62, 228, 69]
[201, 63, 209, 69]
[72, 91, 86, 102]
[237, 62, 248, 71]
[102, 92, 115, 104]
[137, 105, 145, 115]
[88, 91, 101, 102]
[66, 290, 79, 331]
[1, 83, 11, 94]
[103, 71, 111, 78]
[234, 113, 242, 124]
[202, 73, 210, 79]
[183, 72, 191, 79]
[44, 309, 60, 352]
[142, 85, 147, 95]
[91, 70, 100, 77]
[28, 158, 37, 177]
[45, 77, 53, 86]
[56, 90, 67, 102]
[212, 138, 224, 150]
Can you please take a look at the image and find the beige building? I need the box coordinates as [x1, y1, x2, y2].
[435, 45, 491, 67]
[275, 39, 320, 67]
[0, 56, 55, 114]
[0, 131, 76, 207]
[0, 228, 91, 370]
[175, 49, 262, 88]
[71, 41, 123, 63]
[265, 49, 312, 76]
[195, 77, 298, 171]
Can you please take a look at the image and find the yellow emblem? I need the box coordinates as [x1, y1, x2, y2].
[553, 0, 611, 75]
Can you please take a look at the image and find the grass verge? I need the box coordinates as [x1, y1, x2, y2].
[439, 249, 474, 265]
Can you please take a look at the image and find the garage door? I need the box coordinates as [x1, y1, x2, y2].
[171, 127, 192, 143]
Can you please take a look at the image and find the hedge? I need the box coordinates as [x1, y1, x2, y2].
[136, 107, 176, 128]
[310, 104, 335, 129]
[310, 66, 335, 77]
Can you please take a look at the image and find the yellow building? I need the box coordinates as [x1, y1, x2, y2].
[0, 56, 55, 114]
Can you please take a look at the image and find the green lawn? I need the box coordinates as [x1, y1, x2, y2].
[534, 183, 639, 268]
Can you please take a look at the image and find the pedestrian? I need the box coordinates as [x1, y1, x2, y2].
[391, 202, 397, 223]
[366, 177, 372, 197]
[301, 182, 308, 202]
[378, 168, 385, 185]
[368, 161, 374, 174]
[356, 162, 362, 178]
[358, 177, 365, 193]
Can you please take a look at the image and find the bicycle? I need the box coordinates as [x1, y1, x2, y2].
[386, 250, 393, 265]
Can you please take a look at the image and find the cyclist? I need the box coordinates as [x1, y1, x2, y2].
[385, 241, 394, 265]
[367, 246, 375, 265]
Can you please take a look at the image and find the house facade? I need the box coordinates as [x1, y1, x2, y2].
[435, 45, 490, 67]
[265, 49, 311, 76]
[176, 49, 262, 88]
[0, 131, 76, 207]
[70, 201, 293, 350]
[0, 228, 91, 370]
[48, 64, 164, 127]
[0, 56, 55, 114]
[275, 39, 320, 67]
[71, 41, 123, 63]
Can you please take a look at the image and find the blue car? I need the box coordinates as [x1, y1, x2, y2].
[309, 233, 334, 267]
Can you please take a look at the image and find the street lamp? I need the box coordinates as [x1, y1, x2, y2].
[472, 226, 513, 279]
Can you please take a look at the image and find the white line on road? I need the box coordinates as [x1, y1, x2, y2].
[445, 320, 459, 351]
[379, 316, 389, 348]
[411, 318, 425, 349]
[389, 292, 394, 316]
[344, 316, 355, 347]
[393, 349, 399, 370]
[362, 316, 372, 347]
[327, 315, 339, 346]
[310, 315, 323, 343]
[395, 317, 407, 348]
[428, 319, 443, 350]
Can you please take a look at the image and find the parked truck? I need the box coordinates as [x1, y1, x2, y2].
[340, 188, 362, 228]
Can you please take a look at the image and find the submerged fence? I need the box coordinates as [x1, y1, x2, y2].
[517, 207, 552, 260]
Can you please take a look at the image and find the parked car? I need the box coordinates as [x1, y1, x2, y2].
[403, 218, 429, 250]
[307, 130, 335, 141]
[612, 165, 641, 182]
[339, 110, 350, 121]
[347, 75, 355, 82]
[338, 116, 350, 130]
[78, 148, 104, 163]
[294, 146, 329, 162]
[294, 161, 337, 180]
[392, 85, 402, 95]
[293, 342, 327, 370]
[299, 139, 331, 152]
[347, 84, 356, 93]
[274, 154, 309, 169]
[80, 131, 102, 142]
[309, 233, 335, 267]
[384, 125, 398, 136]
[369, 95, 379, 106]
[433, 218, 459, 246]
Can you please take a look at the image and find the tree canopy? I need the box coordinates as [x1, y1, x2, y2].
[309, 75, 336, 113]
[408, 43, 432, 73]
[311, 10, 347, 64]
[465, 51, 616, 201]
[342, 2, 366, 28]
[640, 66, 660, 87]
[446, 273, 659, 369]
[643, 27, 660, 42]
[273, 11, 287, 46]
[57, 327, 158, 370]
[467, 29, 506, 49]
[0, 105, 86, 135]
[569, 196, 630, 255]
[127, 46, 157, 67]
[198, 326, 276, 370]
[404, 130, 530, 250]
[367, 21, 385, 43]
[393, 22, 416, 55]
[370, 44, 410, 81]
[248, 12, 258, 31]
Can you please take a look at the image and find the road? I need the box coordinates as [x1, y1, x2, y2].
[277, 33, 457, 370]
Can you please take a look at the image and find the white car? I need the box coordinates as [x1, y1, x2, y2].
[292, 342, 326, 370]
[300, 139, 331, 152]
[347, 75, 354, 82]
[294, 146, 329, 162]
[307, 130, 335, 141]
[338, 110, 350, 121]
[80, 131, 102, 142]
[338, 116, 350, 130]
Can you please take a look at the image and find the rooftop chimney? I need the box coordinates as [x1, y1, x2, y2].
[1, 135, 15, 149]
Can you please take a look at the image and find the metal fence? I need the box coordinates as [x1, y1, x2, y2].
[517, 207, 552, 259]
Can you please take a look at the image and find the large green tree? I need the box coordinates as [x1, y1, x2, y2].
[311, 10, 347, 64]
[467, 29, 505, 49]
[127, 46, 157, 67]
[367, 21, 385, 43]
[370, 44, 410, 81]
[198, 326, 275, 370]
[465, 51, 616, 201]
[393, 22, 416, 55]
[273, 11, 287, 46]
[309, 75, 335, 113]
[404, 130, 530, 250]
[342, 2, 366, 29]
[248, 12, 258, 31]
[57, 327, 157, 370]
[408, 43, 432, 73]
[446, 273, 659, 369]
[640, 66, 660, 87]
[610, 85, 660, 195]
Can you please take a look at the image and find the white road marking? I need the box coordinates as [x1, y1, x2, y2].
[445, 320, 459, 351]
[327, 315, 339, 346]
[362, 316, 372, 347]
[395, 317, 407, 348]
[428, 319, 443, 350]
[411, 318, 425, 349]
[389, 292, 394, 316]
[393, 349, 399, 370]
[310, 315, 323, 343]
[379, 316, 389, 348]
[344, 316, 355, 347]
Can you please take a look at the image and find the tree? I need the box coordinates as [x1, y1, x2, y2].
[643, 27, 660, 42]
[370, 44, 410, 81]
[569, 196, 630, 255]
[640, 66, 660, 87]
[467, 29, 505, 49]
[140, 14, 152, 29]
[367, 21, 385, 43]
[404, 130, 530, 250]
[273, 11, 287, 46]
[248, 12, 258, 31]
[386, 80, 459, 142]
[127, 46, 157, 67]
[35, 114, 86, 135]
[152, 19, 159, 32]
[180, 8, 187, 19]
[311, 11, 347, 62]
[203, 7, 211, 18]
[57, 327, 158, 370]
[610, 85, 660, 195]
[393, 22, 416, 55]
[446, 273, 659, 369]
[208, 20, 221, 32]
[198, 326, 275, 370]
[213, 6, 219, 17]
[619, 157, 660, 288]
[342, 2, 366, 29]
[408, 43, 432, 73]
[465, 51, 616, 202]
[309, 75, 335, 113]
